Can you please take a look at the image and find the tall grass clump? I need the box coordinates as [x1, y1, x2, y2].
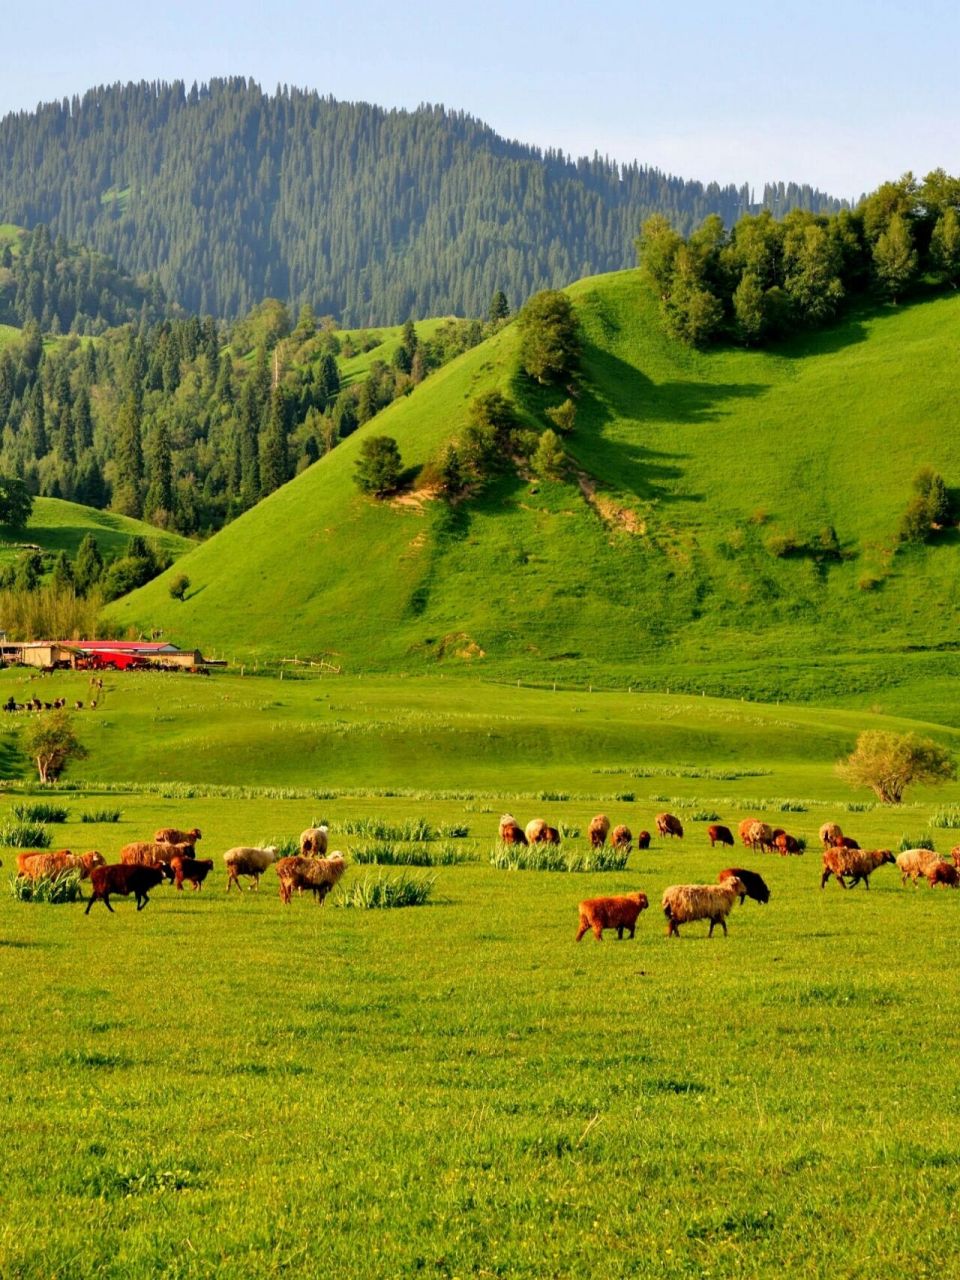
[12, 802, 68, 824]
[81, 808, 122, 824]
[351, 842, 474, 867]
[489, 844, 630, 872]
[10, 870, 82, 903]
[339, 817, 434, 842]
[687, 809, 722, 822]
[336, 871, 436, 908]
[265, 835, 299, 859]
[0, 823, 51, 848]
[930, 806, 960, 829]
[898, 833, 936, 852]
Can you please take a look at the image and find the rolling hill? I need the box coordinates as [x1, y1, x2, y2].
[0, 497, 191, 569]
[106, 271, 960, 701]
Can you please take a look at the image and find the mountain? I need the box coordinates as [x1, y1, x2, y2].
[0, 79, 842, 324]
[105, 269, 960, 703]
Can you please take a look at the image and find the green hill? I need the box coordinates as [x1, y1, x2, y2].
[106, 271, 960, 700]
[0, 497, 191, 569]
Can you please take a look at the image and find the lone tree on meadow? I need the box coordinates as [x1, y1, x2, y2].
[836, 730, 955, 804]
[516, 290, 580, 384]
[23, 709, 87, 784]
[169, 573, 191, 601]
[354, 435, 403, 497]
[0, 475, 34, 530]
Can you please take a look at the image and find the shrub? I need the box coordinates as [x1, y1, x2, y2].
[437, 823, 470, 839]
[336, 871, 437, 908]
[13, 802, 68, 824]
[0, 822, 50, 848]
[10, 870, 82, 903]
[169, 573, 190, 601]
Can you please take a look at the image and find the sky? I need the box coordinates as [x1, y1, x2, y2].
[2, 0, 957, 200]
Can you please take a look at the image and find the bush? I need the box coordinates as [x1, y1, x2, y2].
[169, 573, 190, 601]
[13, 802, 68, 824]
[336, 871, 436, 908]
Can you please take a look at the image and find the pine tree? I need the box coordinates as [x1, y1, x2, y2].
[259, 386, 290, 496]
[112, 392, 144, 516]
[489, 289, 509, 322]
[144, 421, 174, 523]
[74, 533, 104, 595]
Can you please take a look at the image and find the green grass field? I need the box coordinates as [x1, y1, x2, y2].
[107, 272, 960, 704]
[0, 497, 192, 571]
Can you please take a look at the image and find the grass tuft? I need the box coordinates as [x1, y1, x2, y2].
[12, 802, 68, 824]
[10, 870, 82, 903]
[0, 823, 51, 848]
[336, 871, 437, 908]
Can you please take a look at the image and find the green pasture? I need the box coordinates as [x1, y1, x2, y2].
[0, 496, 192, 571]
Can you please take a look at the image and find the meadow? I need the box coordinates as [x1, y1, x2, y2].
[3, 667, 960, 1276]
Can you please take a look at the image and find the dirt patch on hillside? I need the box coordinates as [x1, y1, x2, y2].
[437, 631, 486, 661]
[576, 471, 646, 534]
[392, 484, 440, 512]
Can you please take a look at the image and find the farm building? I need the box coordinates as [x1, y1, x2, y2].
[9, 640, 208, 672]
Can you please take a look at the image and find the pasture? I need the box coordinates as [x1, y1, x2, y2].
[3, 669, 960, 1275]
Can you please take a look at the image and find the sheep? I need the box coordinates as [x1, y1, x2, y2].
[662, 876, 745, 938]
[169, 855, 214, 891]
[16, 850, 104, 880]
[540, 825, 561, 845]
[610, 824, 632, 851]
[299, 825, 329, 857]
[746, 821, 775, 853]
[774, 832, 803, 856]
[951, 845, 960, 869]
[154, 826, 201, 847]
[498, 814, 527, 846]
[656, 812, 683, 839]
[738, 818, 757, 847]
[276, 852, 347, 905]
[636, 830, 651, 850]
[819, 822, 843, 847]
[223, 845, 277, 892]
[525, 818, 548, 844]
[820, 847, 895, 890]
[718, 867, 770, 905]
[85, 862, 173, 913]
[708, 824, 734, 848]
[588, 814, 610, 849]
[929, 860, 960, 889]
[575, 891, 648, 942]
[896, 848, 942, 886]
[120, 841, 193, 867]
[833, 835, 861, 851]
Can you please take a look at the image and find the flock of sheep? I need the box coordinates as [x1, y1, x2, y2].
[10, 807, 960, 933]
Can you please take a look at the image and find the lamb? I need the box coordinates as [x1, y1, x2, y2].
[662, 876, 745, 938]
[16, 850, 104, 880]
[120, 840, 193, 867]
[717, 867, 770, 905]
[575, 891, 648, 942]
[819, 822, 843, 847]
[276, 852, 347, 905]
[169, 855, 214, 891]
[656, 812, 683, 839]
[588, 814, 610, 849]
[896, 848, 942, 886]
[929, 860, 960, 889]
[223, 845, 277, 892]
[821, 847, 895, 890]
[636, 830, 651, 850]
[154, 826, 201, 847]
[299, 825, 329, 857]
[498, 814, 528, 846]
[708, 824, 734, 848]
[610, 824, 632, 851]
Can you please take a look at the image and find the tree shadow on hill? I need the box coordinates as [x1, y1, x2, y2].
[766, 315, 869, 360]
[0, 733, 24, 780]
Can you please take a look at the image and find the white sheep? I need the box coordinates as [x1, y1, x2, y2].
[896, 848, 942, 886]
[276, 852, 346, 905]
[223, 845, 278, 892]
[661, 876, 744, 938]
[299, 825, 329, 857]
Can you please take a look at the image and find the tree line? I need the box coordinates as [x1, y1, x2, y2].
[0, 79, 841, 325]
[636, 171, 960, 347]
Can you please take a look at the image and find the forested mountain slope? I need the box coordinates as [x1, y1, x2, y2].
[0, 79, 841, 324]
[107, 271, 960, 699]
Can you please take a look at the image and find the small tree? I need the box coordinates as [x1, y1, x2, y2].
[437, 444, 465, 498]
[0, 475, 34, 530]
[516, 290, 580, 384]
[545, 398, 577, 436]
[532, 429, 566, 480]
[169, 573, 191, 601]
[836, 730, 955, 804]
[488, 289, 510, 323]
[23, 709, 87, 784]
[354, 436, 402, 497]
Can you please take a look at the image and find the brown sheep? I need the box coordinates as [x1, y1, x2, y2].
[588, 814, 610, 849]
[575, 891, 649, 942]
[541, 825, 561, 845]
[896, 848, 941, 885]
[499, 814, 528, 846]
[746, 821, 775, 853]
[16, 850, 103, 880]
[610, 824, 632, 851]
[833, 835, 860, 850]
[774, 832, 802, 856]
[85, 862, 173, 913]
[154, 827, 201, 846]
[276, 853, 347, 905]
[16, 848, 71, 876]
[636, 830, 651, 850]
[819, 822, 843, 847]
[929, 860, 960, 889]
[656, 812, 684, 839]
[708, 824, 734, 848]
[738, 818, 757, 847]
[821, 847, 895, 890]
[169, 855, 214, 891]
[951, 845, 960, 869]
[121, 841, 193, 867]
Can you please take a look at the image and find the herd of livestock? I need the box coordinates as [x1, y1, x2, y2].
[7, 808, 960, 935]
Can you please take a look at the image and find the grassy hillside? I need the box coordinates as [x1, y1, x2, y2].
[0, 497, 191, 569]
[108, 272, 960, 700]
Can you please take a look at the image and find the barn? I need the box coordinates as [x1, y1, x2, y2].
[11, 640, 207, 672]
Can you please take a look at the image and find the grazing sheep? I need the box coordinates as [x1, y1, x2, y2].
[154, 827, 201, 846]
[746, 821, 775, 853]
[16, 850, 103, 880]
[610, 824, 632, 851]
[85, 862, 173, 913]
[499, 814, 528, 846]
[833, 835, 861, 851]
[120, 841, 193, 867]
[169, 855, 214, 891]
[525, 818, 548, 844]
[575, 891, 649, 942]
[897, 848, 942, 886]
[541, 825, 561, 845]
[276, 852, 347, 905]
[656, 812, 684, 839]
[821, 847, 895, 890]
[708, 824, 734, 848]
[774, 832, 803, 856]
[951, 845, 960, 869]
[299, 825, 329, 857]
[819, 822, 843, 847]
[662, 876, 745, 938]
[588, 814, 610, 849]
[929, 860, 960, 889]
[718, 867, 770, 905]
[223, 845, 277, 892]
[738, 818, 757, 847]
[636, 830, 651, 850]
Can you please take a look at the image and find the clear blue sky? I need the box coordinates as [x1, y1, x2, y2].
[3, 0, 957, 199]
